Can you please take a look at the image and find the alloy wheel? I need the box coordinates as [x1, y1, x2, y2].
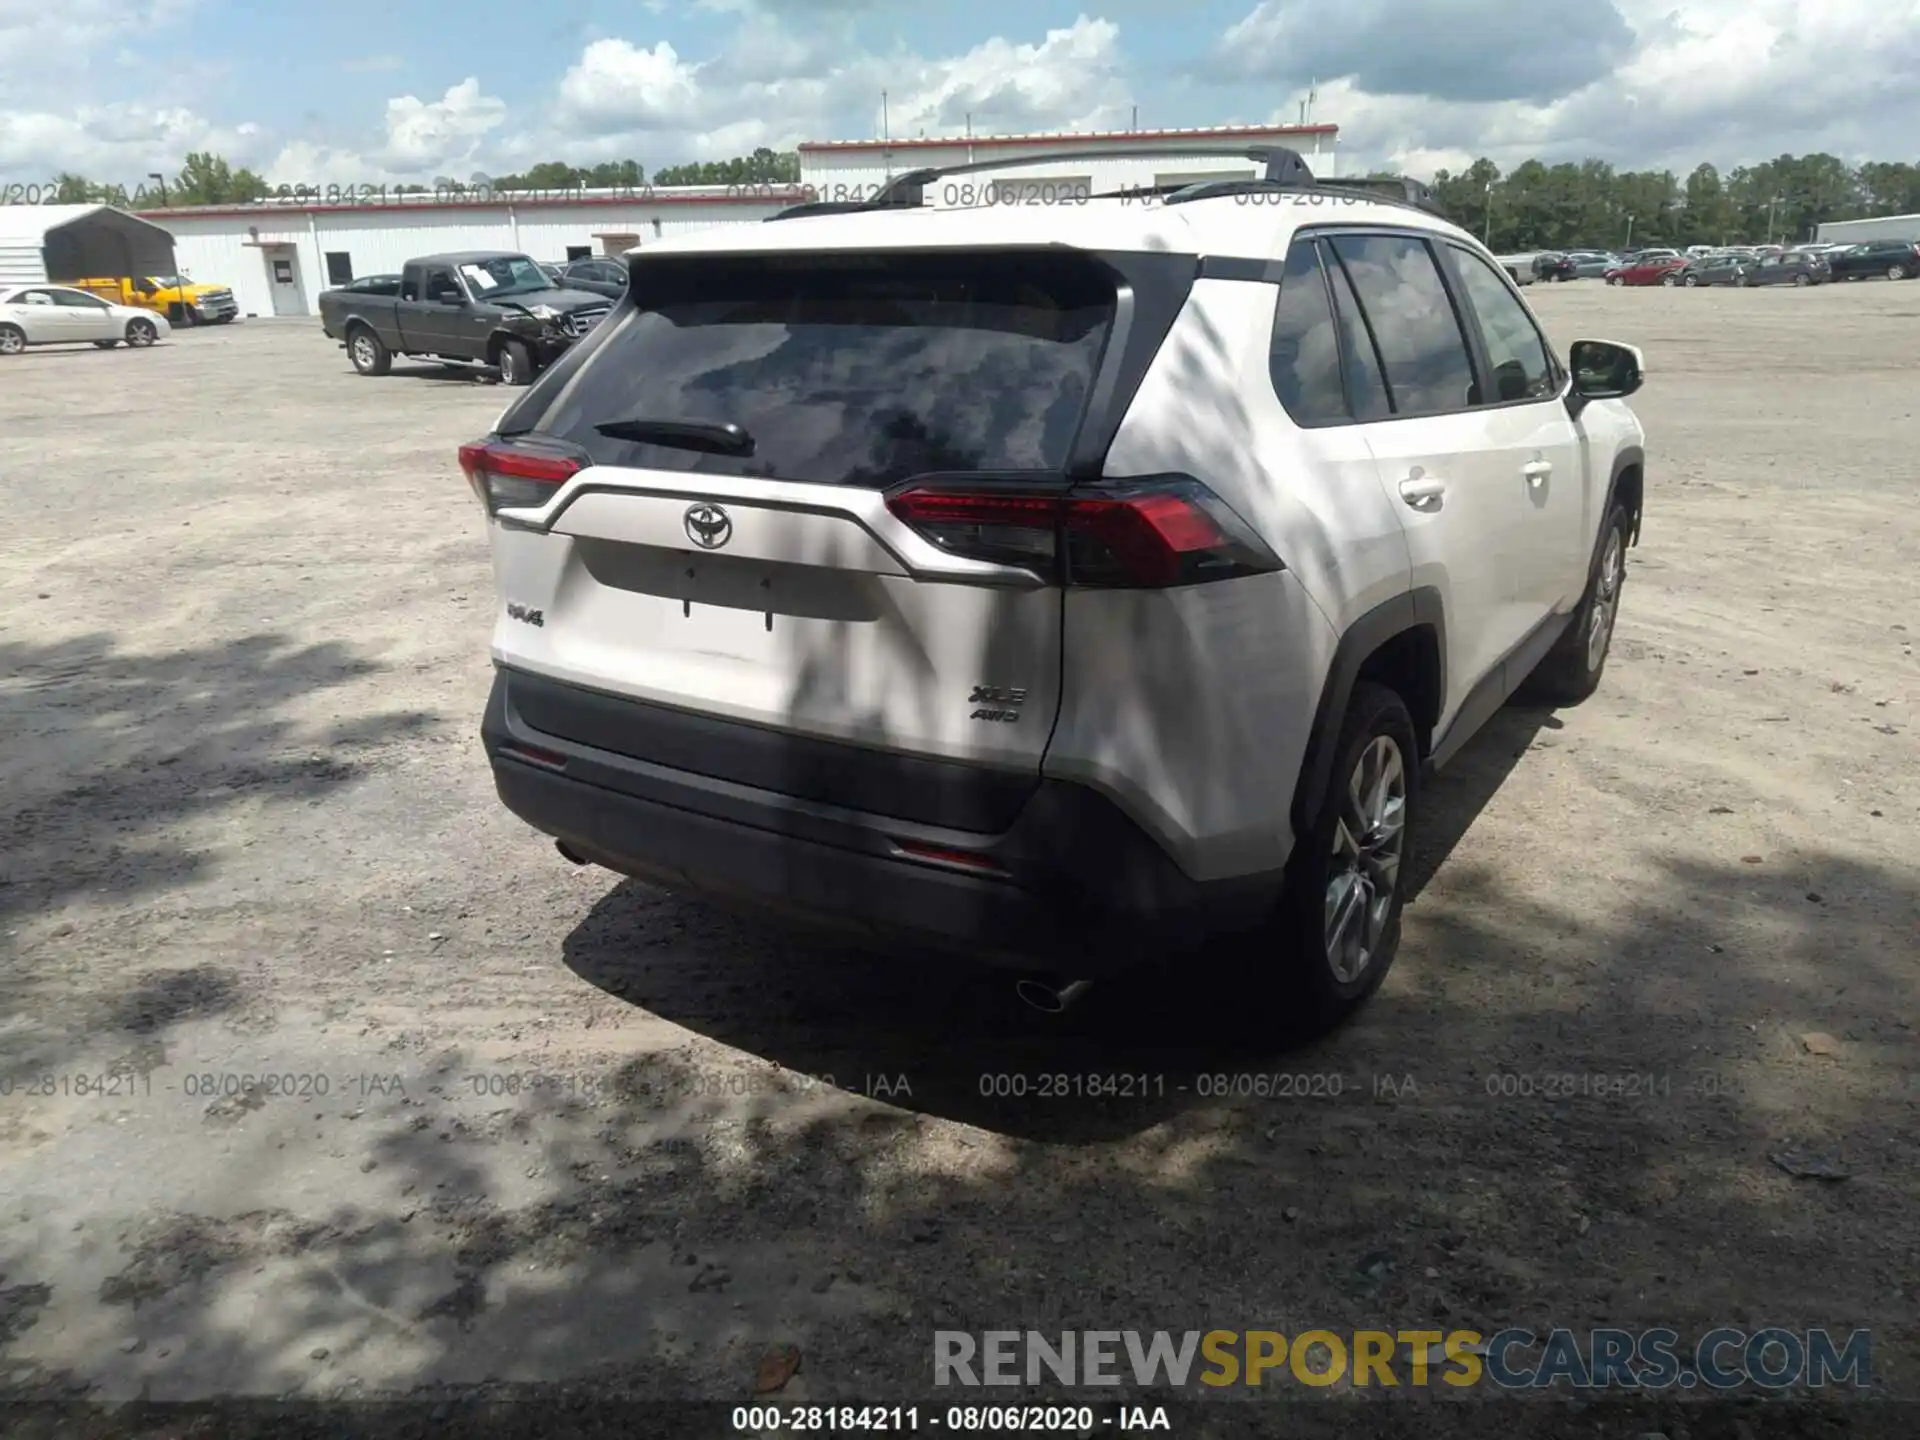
[1324, 735, 1407, 984]
[127, 321, 155, 347]
[1586, 527, 1625, 672]
[0, 328, 23, 356]
[351, 334, 376, 370]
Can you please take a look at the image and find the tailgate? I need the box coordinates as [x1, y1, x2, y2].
[479, 246, 1130, 810]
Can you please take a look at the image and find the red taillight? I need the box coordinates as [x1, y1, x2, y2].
[891, 839, 1009, 874]
[457, 440, 586, 515]
[884, 476, 1283, 589]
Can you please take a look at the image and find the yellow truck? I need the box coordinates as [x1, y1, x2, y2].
[73, 274, 239, 325]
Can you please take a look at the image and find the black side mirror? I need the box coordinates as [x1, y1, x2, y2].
[1569, 339, 1644, 400]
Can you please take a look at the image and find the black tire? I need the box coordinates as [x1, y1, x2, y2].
[124, 317, 157, 347]
[497, 338, 534, 387]
[1662, 273, 1679, 286]
[1238, 682, 1418, 1039]
[346, 325, 391, 376]
[94, 340, 120, 349]
[1607, 275, 1622, 286]
[1683, 273, 1698, 286]
[0, 323, 25, 356]
[1888, 265, 1906, 281]
[1794, 273, 1810, 287]
[1515, 503, 1631, 707]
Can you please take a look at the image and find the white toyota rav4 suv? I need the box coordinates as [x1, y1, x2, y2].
[463, 148, 1646, 1035]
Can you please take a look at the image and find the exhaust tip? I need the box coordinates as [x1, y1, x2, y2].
[1015, 977, 1092, 1014]
[556, 840, 589, 866]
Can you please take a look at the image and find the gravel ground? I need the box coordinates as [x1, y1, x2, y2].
[1, 284, 1916, 1435]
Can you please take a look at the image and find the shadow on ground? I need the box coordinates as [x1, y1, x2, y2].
[0, 630, 440, 1079]
[1, 702, 1909, 1424]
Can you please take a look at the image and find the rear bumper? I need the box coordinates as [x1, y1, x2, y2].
[482, 667, 1280, 975]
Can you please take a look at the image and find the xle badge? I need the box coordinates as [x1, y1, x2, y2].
[506, 603, 544, 627]
[968, 685, 1027, 723]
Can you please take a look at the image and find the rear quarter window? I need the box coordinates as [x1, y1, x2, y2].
[523, 249, 1115, 485]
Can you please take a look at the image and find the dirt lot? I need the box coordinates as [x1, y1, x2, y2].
[1, 285, 1916, 1434]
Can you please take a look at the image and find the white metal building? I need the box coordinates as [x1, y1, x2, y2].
[149, 188, 804, 319]
[0, 204, 177, 288]
[135, 122, 1340, 319]
[1815, 213, 1920, 244]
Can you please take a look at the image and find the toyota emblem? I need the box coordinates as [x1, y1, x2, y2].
[684, 503, 732, 550]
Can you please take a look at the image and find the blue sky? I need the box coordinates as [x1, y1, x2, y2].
[2, 0, 1916, 189]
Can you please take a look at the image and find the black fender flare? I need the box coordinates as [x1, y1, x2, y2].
[1604, 443, 1645, 546]
[1290, 587, 1446, 839]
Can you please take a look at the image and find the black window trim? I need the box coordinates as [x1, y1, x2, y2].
[1311, 225, 1488, 424]
[1259, 237, 1351, 430]
[1437, 239, 1570, 412]
[1319, 237, 1397, 422]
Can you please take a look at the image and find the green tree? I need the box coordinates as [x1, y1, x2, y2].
[53, 173, 100, 203]
[652, 147, 799, 186]
[1682, 163, 1734, 247]
[171, 151, 269, 206]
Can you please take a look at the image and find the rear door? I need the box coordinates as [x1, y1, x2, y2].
[9, 289, 69, 342]
[485, 247, 1123, 773]
[1439, 242, 1586, 615]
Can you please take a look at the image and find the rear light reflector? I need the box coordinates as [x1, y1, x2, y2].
[891, 839, 1009, 875]
[497, 741, 567, 770]
[885, 475, 1284, 589]
[457, 440, 587, 515]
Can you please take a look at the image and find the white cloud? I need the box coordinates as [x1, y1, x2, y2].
[556, 39, 702, 134]
[12, 4, 1920, 196]
[0, 103, 262, 180]
[539, 13, 1130, 166]
[1271, 0, 1920, 178]
[260, 79, 508, 186]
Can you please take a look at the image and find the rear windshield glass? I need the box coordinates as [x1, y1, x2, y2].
[525, 250, 1115, 485]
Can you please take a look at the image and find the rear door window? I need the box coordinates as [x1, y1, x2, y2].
[1327, 233, 1481, 416]
[1267, 238, 1347, 425]
[525, 250, 1115, 484]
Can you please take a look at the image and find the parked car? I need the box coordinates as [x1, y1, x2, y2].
[1533, 252, 1578, 282]
[72, 273, 237, 325]
[1673, 253, 1753, 287]
[1495, 252, 1538, 285]
[1826, 239, 1920, 281]
[461, 150, 1649, 1033]
[1606, 255, 1690, 286]
[557, 257, 630, 300]
[1566, 251, 1616, 278]
[1748, 251, 1831, 286]
[0, 283, 172, 354]
[537, 262, 567, 283]
[317, 251, 613, 386]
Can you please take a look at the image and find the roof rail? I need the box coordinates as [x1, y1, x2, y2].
[1162, 172, 1450, 221]
[871, 144, 1316, 206]
[764, 144, 1318, 220]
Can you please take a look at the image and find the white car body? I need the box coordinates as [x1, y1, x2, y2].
[463, 168, 1648, 1030]
[0, 285, 173, 352]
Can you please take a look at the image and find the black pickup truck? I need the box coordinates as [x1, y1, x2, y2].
[318, 251, 615, 385]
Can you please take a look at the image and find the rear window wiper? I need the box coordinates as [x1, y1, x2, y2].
[592, 418, 755, 456]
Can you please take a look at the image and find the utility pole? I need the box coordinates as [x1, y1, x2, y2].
[1483, 181, 1494, 245]
[1625, 214, 1634, 249]
[1766, 194, 1782, 245]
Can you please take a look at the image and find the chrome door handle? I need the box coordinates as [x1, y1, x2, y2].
[1398, 475, 1447, 511]
[1523, 460, 1552, 487]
